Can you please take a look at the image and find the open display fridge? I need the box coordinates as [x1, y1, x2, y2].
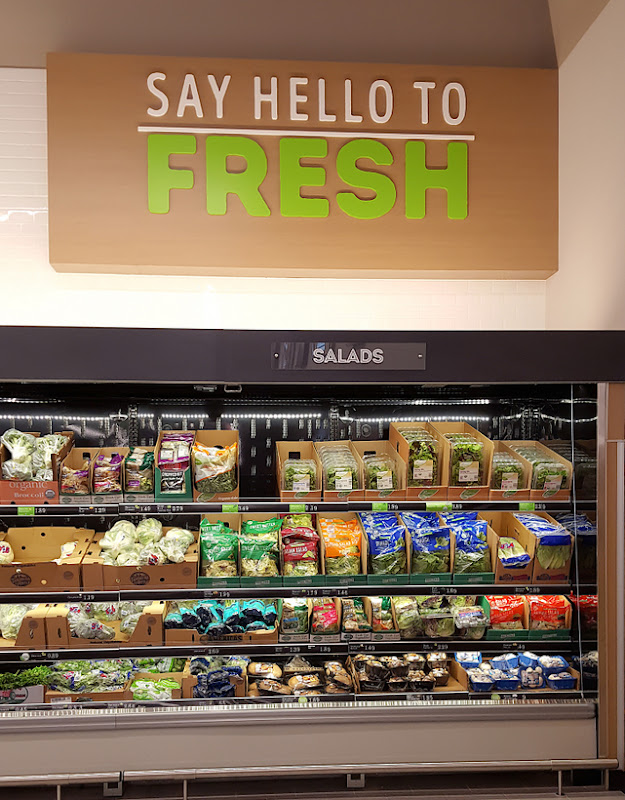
[0, 328, 622, 795]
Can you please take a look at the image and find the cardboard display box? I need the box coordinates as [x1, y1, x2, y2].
[130, 666, 187, 700]
[91, 446, 130, 504]
[453, 657, 579, 693]
[154, 430, 195, 503]
[314, 441, 365, 502]
[488, 441, 531, 501]
[81, 528, 199, 590]
[348, 654, 465, 695]
[164, 599, 281, 646]
[430, 422, 494, 501]
[478, 511, 535, 584]
[0, 527, 94, 592]
[123, 445, 156, 503]
[0, 431, 75, 506]
[44, 601, 165, 648]
[0, 685, 45, 705]
[340, 596, 400, 642]
[389, 422, 448, 501]
[275, 441, 322, 502]
[192, 430, 239, 502]
[515, 511, 573, 584]
[0, 604, 48, 649]
[46, 683, 131, 703]
[506, 440, 573, 501]
[317, 511, 366, 585]
[59, 446, 101, 505]
[352, 441, 407, 501]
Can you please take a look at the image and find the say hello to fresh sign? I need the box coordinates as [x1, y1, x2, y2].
[46, 54, 557, 277]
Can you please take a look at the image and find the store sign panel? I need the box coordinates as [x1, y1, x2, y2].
[46, 53, 557, 277]
[272, 342, 426, 370]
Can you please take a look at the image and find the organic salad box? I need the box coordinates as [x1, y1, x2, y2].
[275, 441, 323, 503]
[0, 429, 75, 506]
[389, 422, 447, 501]
[351, 441, 407, 501]
[314, 441, 366, 502]
[0, 526, 94, 592]
[81, 520, 199, 591]
[430, 422, 494, 501]
[488, 441, 531, 501]
[506, 441, 573, 501]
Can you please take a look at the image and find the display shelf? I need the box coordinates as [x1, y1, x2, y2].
[0, 692, 596, 714]
[0, 583, 591, 604]
[4, 638, 580, 664]
[0, 499, 597, 517]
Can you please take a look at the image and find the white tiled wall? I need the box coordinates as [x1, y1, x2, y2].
[0, 67, 547, 330]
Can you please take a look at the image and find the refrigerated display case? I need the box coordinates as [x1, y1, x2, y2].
[0, 328, 621, 795]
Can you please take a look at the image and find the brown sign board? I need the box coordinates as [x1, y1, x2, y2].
[46, 53, 558, 278]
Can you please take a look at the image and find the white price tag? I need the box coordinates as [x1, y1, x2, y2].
[335, 470, 353, 491]
[413, 460, 433, 481]
[501, 473, 519, 491]
[292, 474, 310, 492]
[458, 460, 479, 483]
[376, 470, 393, 490]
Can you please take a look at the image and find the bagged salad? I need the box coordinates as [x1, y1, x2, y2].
[281, 598, 309, 634]
[192, 442, 238, 495]
[527, 595, 570, 630]
[449, 519, 491, 574]
[281, 520, 319, 577]
[124, 448, 154, 494]
[199, 519, 238, 577]
[157, 432, 194, 494]
[361, 514, 406, 575]
[370, 596, 395, 632]
[239, 517, 281, 577]
[391, 596, 423, 639]
[514, 514, 572, 571]
[497, 537, 531, 568]
[318, 517, 361, 575]
[484, 595, 525, 630]
[93, 452, 123, 495]
[409, 525, 450, 575]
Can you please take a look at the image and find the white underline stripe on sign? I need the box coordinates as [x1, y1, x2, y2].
[137, 125, 476, 141]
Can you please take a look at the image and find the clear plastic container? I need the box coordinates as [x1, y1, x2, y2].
[282, 459, 317, 492]
[362, 455, 397, 491]
[402, 430, 439, 487]
[490, 453, 525, 491]
[446, 434, 484, 486]
[317, 444, 360, 491]
[509, 444, 570, 491]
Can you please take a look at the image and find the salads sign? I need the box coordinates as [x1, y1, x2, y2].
[273, 342, 426, 370]
[46, 53, 557, 277]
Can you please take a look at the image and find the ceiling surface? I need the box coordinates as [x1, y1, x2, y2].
[0, 0, 558, 68]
